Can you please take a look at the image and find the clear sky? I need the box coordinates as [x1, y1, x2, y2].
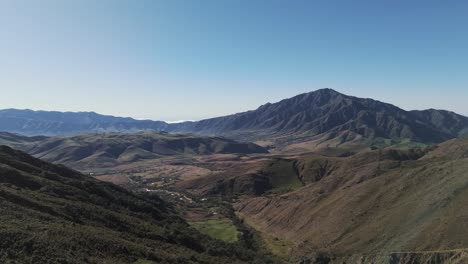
[0, 0, 467, 121]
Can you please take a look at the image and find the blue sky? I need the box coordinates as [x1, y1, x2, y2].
[0, 0, 467, 121]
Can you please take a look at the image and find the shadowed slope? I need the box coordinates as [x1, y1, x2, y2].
[0, 146, 276, 263]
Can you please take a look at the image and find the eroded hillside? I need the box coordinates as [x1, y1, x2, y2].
[234, 138, 468, 262]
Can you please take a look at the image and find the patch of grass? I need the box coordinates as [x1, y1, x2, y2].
[262, 235, 294, 259]
[262, 159, 303, 192]
[392, 138, 427, 150]
[132, 260, 154, 264]
[270, 183, 303, 194]
[190, 219, 240, 243]
[365, 137, 427, 150]
[237, 212, 294, 260]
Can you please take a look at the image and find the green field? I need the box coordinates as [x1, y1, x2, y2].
[190, 219, 240, 243]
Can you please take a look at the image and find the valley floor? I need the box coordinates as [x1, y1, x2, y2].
[89, 138, 468, 264]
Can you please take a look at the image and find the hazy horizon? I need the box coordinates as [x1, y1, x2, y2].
[1, 1, 467, 120]
[3, 87, 468, 122]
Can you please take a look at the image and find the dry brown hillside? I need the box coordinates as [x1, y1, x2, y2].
[235, 138, 468, 263]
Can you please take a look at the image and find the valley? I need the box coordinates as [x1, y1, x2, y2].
[3, 0, 467, 262]
[0, 145, 279, 263]
[2, 89, 468, 263]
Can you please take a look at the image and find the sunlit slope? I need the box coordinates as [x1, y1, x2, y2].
[235, 138, 468, 261]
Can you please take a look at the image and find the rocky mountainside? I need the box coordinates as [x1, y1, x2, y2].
[0, 109, 168, 136]
[0, 131, 267, 169]
[0, 146, 275, 263]
[170, 89, 468, 146]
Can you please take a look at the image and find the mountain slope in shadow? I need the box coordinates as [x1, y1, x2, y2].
[0, 145, 276, 263]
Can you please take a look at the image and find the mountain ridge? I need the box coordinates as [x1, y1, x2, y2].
[2, 89, 468, 148]
[169, 88, 468, 146]
[0, 108, 168, 136]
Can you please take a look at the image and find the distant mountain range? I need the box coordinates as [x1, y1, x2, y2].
[0, 109, 168, 136]
[2, 89, 468, 147]
[0, 131, 267, 168]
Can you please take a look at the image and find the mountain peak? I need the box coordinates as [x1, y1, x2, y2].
[298, 88, 344, 98]
[313, 87, 340, 94]
[167, 89, 468, 145]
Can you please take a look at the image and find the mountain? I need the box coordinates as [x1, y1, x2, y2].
[0, 145, 276, 263]
[232, 138, 468, 263]
[0, 132, 267, 169]
[169, 89, 468, 148]
[3, 89, 468, 150]
[0, 109, 168, 136]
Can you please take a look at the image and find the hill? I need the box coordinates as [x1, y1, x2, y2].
[0, 132, 47, 148]
[0, 109, 168, 136]
[232, 138, 468, 262]
[1, 132, 267, 169]
[0, 145, 277, 263]
[169, 89, 468, 149]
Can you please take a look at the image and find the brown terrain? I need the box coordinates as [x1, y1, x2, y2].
[234, 138, 468, 263]
[5, 130, 468, 263]
[87, 137, 468, 263]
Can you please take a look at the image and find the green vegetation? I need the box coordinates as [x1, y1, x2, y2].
[0, 146, 279, 263]
[237, 213, 293, 260]
[182, 196, 283, 262]
[367, 137, 427, 150]
[190, 219, 240, 243]
[261, 159, 303, 193]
